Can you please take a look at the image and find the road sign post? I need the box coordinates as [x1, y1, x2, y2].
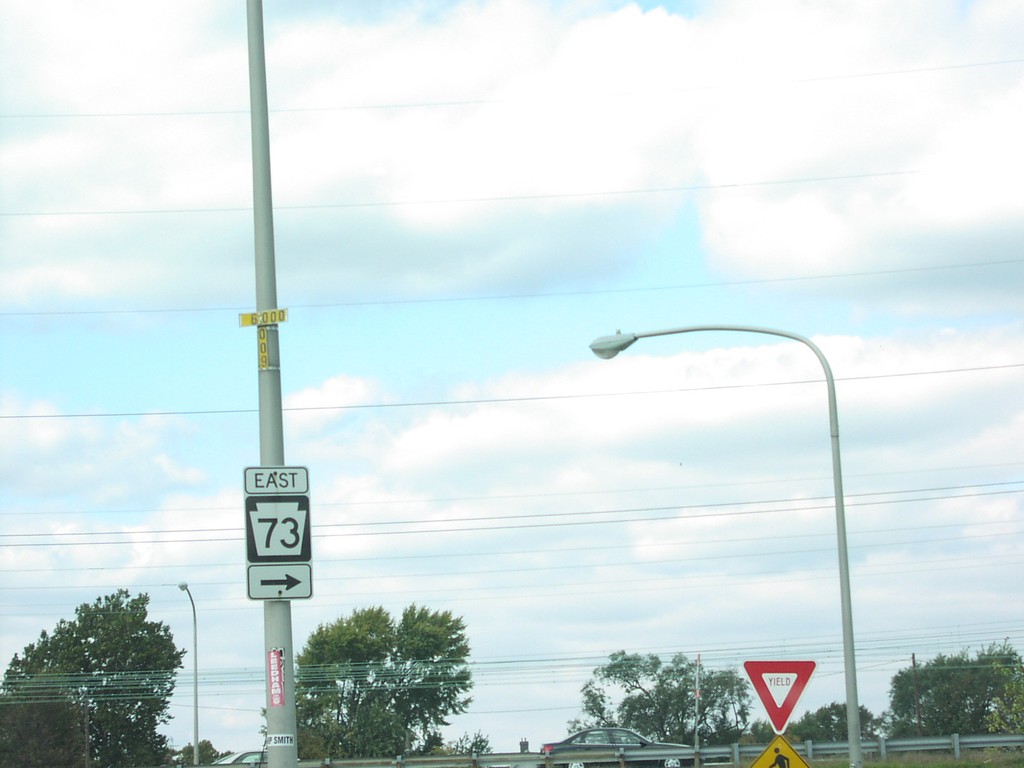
[244, 2, 300, 765]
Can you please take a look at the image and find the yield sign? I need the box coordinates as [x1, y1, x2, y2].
[744, 660, 816, 734]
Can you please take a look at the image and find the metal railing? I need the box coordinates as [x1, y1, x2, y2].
[171, 734, 1024, 768]
[689, 732, 1024, 764]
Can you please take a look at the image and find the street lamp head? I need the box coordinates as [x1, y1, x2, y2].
[589, 331, 638, 359]
[178, 582, 189, 591]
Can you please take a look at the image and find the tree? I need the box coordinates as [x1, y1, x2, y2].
[698, 660, 754, 744]
[0, 695, 85, 767]
[437, 731, 492, 756]
[1, 590, 184, 768]
[886, 642, 1020, 737]
[787, 703, 880, 742]
[572, 652, 752, 745]
[744, 719, 775, 743]
[987, 663, 1024, 733]
[172, 740, 228, 764]
[296, 604, 473, 759]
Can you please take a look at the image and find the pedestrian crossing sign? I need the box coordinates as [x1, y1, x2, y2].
[750, 735, 812, 768]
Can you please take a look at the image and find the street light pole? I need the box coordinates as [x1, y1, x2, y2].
[178, 583, 199, 766]
[245, 3, 298, 767]
[590, 325, 863, 768]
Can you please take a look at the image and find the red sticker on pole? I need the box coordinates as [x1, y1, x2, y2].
[744, 660, 816, 734]
[268, 648, 286, 708]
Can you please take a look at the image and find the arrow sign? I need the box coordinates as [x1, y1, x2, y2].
[248, 564, 312, 600]
[261, 573, 302, 591]
[744, 660, 816, 734]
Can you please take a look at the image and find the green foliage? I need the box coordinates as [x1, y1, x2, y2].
[869, 755, 1024, 768]
[172, 739, 229, 764]
[572, 651, 752, 745]
[1, 590, 184, 768]
[0, 695, 85, 767]
[699, 659, 755, 744]
[786, 702, 880, 742]
[439, 731, 492, 755]
[295, 604, 473, 759]
[987, 662, 1024, 733]
[887, 642, 1021, 737]
[744, 719, 775, 743]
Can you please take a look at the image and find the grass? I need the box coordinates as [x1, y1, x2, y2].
[805, 752, 1024, 768]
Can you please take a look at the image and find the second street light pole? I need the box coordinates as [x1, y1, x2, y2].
[246, 2, 298, 767]
[590, 325, 863, 768]
[178, 583, 199, 766]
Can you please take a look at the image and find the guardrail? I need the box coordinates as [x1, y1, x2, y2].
[173, 734, 1024, 768]
[690, 732, 1024, 764]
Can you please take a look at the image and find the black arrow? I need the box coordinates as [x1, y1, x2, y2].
[260, 573, 301, 591]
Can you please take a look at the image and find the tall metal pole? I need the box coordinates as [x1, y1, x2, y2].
[693, 653, 701, 768]
[590, 325, 863, 768]
[245, 2, 297, 767]
[178, 583, 199, 766]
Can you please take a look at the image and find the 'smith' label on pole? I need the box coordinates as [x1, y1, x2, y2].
[268, 648, 285, 708]
[267, 734, 295, 747]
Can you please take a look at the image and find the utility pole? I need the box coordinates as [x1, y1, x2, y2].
[694, 653, 702, 768]
[245, 2, 298, 766]
[912, 653, 924, 736]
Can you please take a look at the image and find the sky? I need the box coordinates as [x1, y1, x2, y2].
[1, 0, 1023, 757]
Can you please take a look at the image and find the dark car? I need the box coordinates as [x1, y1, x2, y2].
[540, 728, 691, 768]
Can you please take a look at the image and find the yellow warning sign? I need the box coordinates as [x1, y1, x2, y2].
[750, 735, 812, 768]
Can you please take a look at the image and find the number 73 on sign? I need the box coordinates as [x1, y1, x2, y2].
[245, 498, 312, 563]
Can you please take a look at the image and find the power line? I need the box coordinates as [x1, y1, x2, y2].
[2, 58, 1020, 121]
[4, 460, 1022, 520]
[4, 622, 1021, 704]
[2, 361, 1021, 421]
[0, 169, 921, 218]
[4, 537, 1020, 599]
[1, 481, 1020, 548]
[3, 258, 1019, 319]
[2, 505, 1020, 583]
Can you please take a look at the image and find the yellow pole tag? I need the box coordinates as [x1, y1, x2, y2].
[257, 326, 270, 370]
[240, 309, 287, 370]
[239, 308, 288, 327]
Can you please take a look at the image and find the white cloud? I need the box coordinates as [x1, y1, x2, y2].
[690, 0, 1024, 295]
[285, 373, 383, 433]
[3, 0, 1021, 311]
[0, 397, 209, 503]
